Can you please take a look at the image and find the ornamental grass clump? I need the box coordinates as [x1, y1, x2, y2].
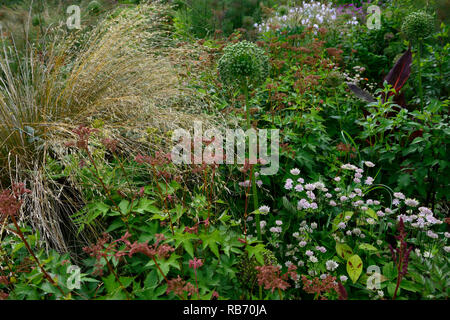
[401, 11, 434, 108]
[218, 41, 269, 240]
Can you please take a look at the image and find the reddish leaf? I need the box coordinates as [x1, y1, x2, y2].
[383, 47, 412, 100]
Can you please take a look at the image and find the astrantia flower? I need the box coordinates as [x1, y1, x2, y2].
[364, 177, 374, 185]
[259, 205, 270, 214]
[284, 178, 294, 190]
[329, 200, 337, 206]
[309, 256, 318, 263]
[325, 193, 332, 198]
[393, 198, 400, 206]
[340, 196, 348, 202]
[405, 198, 419, 207]
[326, 260, 339, 271]
[260, 220, 267, 228]
[426, 230, 438, 239]
[304, 183, 316, 191]
[275, 220, 283, 226]
[290, 168, 300, 175]
[297, 177, 305, 184]
[269, 226, 282, 233]
[295, 184, 304, 192]
[394, 192, 405, 200]
[306, 250, 314, 256]
[334, 177, 341, 182]
[353, 178, 361, 183]
[337, 222, 346, 229]
[364, 161, 375, 167]
[299, 241, 307, 247]
[377, 210, 385, 217]
[340, 275, 348, 282]
[341, 163, 357, 170]
[306, 191, 316, 200]
[310, 222, 317, 230]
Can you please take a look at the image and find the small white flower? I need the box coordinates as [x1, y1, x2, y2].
[405, 198, 419, 207]
[275, 220, 283, 226]
[329, 200, 337, 206]
[259, 205, 270, 214]
[297, 177, 305, 184]
[285, 178, 294, 190]
[306, 250, 314, 256]
[290, 168, 300, 175]
[340, 275, 348, 282]
[326, 260, 339, 271]
[309, 256, 318, 263]
[364, 161, 375, 167]
[394, 192, 405, 199]
[334, 177, 341, 182]
[377, 290, 384, 298]
[364, 177, 374, 185]
[295, 184, 304, 192]
[311, 222, 317, 229]
[299, 241, 307, 247]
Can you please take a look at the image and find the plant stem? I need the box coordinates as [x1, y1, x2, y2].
[417, 40, 424, 108]
[10, 215, 66, 297]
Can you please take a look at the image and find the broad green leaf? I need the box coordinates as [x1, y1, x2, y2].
[365, 208, 378, 220]
[347, 254, 363, 283]
[359, 243, 378, 251]
[336, 242, 353, 260]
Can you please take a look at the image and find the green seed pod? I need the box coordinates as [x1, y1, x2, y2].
[236, 249, 278, 290]
[401, 11, 434, 42]
[325, 71, 344, 88]
[218, 40, 269, 90]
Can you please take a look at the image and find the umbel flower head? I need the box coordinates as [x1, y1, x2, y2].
[218, 40, 269, 90]
[401, 11, 434, 42]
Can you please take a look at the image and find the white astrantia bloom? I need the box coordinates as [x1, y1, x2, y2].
[259, 205, 270, 214]
[290, 168, 300, 175]
[364, 161, 375, 167]
[326, 260, 339, 271]
[309, 256, 318, 263]
[405, 198, 419, 207]
[340, 275, 348, 282]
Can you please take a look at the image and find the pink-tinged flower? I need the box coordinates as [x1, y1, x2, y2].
[295, 184, 304, 192]
[275, 220, 283, 226]
[310, 202, 318, 209]
[304, 184, 316, 191]
[364, 177, 374, 185]
[297, 177, 305, 184]
[340, 196, 348, 202]
[329, 200, 337, 206]
[259, 205, 270, 214]
[284, 178, 294, 190]
[189, 257, 204, 270]
[405, 198, 419, 207]
[334, 177, 341, 182]
[394, 192, 405, 199]
[290, 168, 300, 175]
[306, 250, 314, 256]
[364, 161, 375, 167]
